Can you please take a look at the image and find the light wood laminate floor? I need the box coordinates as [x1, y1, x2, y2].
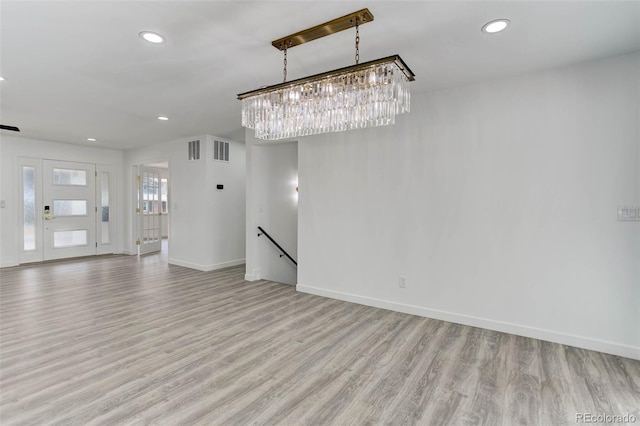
[1, 252, 639, 425]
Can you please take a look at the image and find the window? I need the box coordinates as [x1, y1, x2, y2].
[53, 168, 87, 185]
[23, 166, 36, 251]
[53, 230, 87, 248]
[101, 172, 110, 244]
[53, 200, 87, 216]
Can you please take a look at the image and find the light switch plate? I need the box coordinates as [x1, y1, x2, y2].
[398, 276, 406, 288]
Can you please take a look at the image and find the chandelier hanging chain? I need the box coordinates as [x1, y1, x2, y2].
[283, 43, 288, 83]
[355, 18, 360, 64]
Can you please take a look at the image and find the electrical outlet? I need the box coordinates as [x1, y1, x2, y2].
[398, 276, 406, 288]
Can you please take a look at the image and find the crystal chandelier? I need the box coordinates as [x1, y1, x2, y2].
[237, 9, 415, 141]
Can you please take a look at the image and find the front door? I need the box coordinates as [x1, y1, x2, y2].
[42, 160, 97, 260]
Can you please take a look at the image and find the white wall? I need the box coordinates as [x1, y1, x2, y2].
[0, 136, 124, 267]
[297, 53, 640, 359]
[245, 137, 298, 285]
[124, 135, 246, 271]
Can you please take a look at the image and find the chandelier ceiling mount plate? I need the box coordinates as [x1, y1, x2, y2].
[271, 9, 375, 51]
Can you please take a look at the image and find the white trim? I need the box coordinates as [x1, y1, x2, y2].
[296, 284, 640, 361]
[168, 257, 245, 272]
[244, 267, 262, 281]
[1, 261, 20, 268]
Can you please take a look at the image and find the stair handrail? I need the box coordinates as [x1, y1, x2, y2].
[257, 226, 297, 266]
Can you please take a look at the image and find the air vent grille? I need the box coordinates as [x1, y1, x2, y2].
[188, 140, 200, 160]
[214, 140, 230, 162]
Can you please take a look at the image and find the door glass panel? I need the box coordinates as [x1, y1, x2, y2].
[53, 168, 87, 185]
[101, 172, 110, 244]
[53, 200, 87, 216]
[142, 171, 160, 244]
[53, 230, 88, 247]
[23, 166, 36, 251]
[161, 178, 168, 213]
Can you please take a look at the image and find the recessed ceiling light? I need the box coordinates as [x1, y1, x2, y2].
[139, 31, 166, 44]
[86, 138, 97, 142]
[0, 76, 5, 81]
[157, 116, 169, 121]
[482, 19, 510, 34]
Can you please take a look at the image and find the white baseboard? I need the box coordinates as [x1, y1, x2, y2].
[1, 261, 19, 268]
[244, 273, 261, 281]
[296, 284, 640, 361]
[169, 258, 245, 272]
[244, 267, 262, 281]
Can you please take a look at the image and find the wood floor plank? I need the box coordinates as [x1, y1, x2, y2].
[538, 341, 578, 425]
[1, 252, 639, 425]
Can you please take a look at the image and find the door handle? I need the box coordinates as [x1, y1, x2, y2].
[44, 215, 55, 220]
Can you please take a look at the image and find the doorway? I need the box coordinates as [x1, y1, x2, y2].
[247, 141, 298, 285]
[135, 162, 169, 255]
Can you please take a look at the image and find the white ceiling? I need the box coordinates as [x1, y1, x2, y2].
[1, 1, 638, 150]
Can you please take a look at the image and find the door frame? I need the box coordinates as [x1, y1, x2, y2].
[17, 156, 117, 264]
[131, 162, 170, 256]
